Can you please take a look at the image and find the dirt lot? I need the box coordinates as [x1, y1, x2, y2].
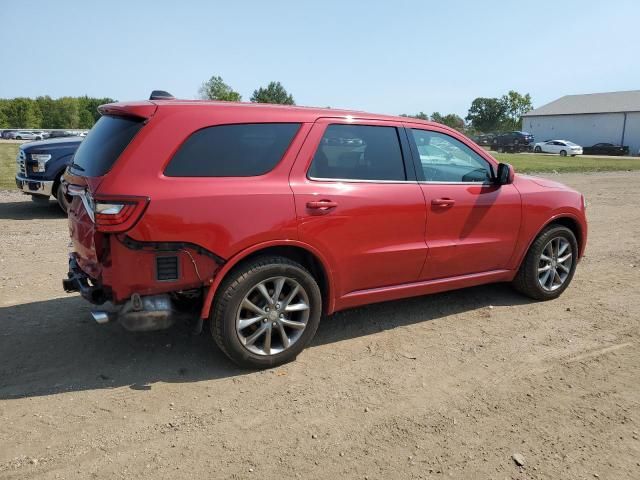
[0, 172, 639, 479]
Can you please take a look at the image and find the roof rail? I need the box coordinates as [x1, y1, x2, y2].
[149, 90, 175, 100]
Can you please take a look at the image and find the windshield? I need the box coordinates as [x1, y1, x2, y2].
[70, 115, 144, 177]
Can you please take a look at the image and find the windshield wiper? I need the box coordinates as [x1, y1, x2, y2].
[70, 162, 85, 172]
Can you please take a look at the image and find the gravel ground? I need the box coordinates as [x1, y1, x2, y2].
[0, 172, 639, 479]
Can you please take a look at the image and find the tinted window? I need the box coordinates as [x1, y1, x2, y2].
[411, 129, 492, 183]
[165, 123, 300, 177]
[308, 124, 405, 181]
[71, 115, 144, 177]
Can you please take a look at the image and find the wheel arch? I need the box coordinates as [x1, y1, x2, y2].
[200, 241, 335, 319]
[51, 167, 68, 197]
[515, 213, 585, 271]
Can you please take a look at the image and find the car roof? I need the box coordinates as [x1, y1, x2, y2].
[100, 99, 444, 128]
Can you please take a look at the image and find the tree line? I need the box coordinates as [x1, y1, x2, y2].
[198, 76, 295, 105]
[1, 74, 533, 135]
[201, 75, 533, 135]
[0, 96, 116, 129]
[401, 91, 533, 134]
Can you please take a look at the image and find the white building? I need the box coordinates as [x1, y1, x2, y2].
[522, 90, 640, 155]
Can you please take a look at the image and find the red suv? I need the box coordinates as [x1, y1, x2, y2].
[63, 92, 587, 368]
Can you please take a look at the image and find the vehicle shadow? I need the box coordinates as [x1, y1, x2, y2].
[0, 284, 531, 399]
[313, 283, 530, 346]
[0, 199, 65, 220]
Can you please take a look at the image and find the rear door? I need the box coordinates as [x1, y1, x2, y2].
[289, 118, 428, 297]
[405, 125, 521, 280]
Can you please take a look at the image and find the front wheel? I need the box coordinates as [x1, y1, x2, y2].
[55, 177, 70, 213]
[512, 225, 578, 300]
[534, 146, 542, 153]
[560, 150, 567, 157]
[211, 256, 322, 368]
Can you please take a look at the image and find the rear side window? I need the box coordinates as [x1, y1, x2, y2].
[308, 124, 406, 181]
[71, 115, 144, 177]
[165, 123, 300, 177]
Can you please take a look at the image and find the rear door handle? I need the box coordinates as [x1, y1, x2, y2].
[431, 198, 455, 207]
[306, 200, 338, 210]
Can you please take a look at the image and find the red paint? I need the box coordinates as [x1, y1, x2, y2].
[65, 100, 588, 317]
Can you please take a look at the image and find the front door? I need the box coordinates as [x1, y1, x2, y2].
[289, 119, 428, 297]
[405, 125, 522, 280]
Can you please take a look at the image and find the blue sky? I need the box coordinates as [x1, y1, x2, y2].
[1, 0, 638, 117]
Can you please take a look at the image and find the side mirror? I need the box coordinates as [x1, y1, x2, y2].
[496, 163, 514, 185]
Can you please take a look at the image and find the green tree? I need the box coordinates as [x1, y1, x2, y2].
[4, 98, 42, 128]
[250, 81, 295, 105]
[198, 75, 242, 102]
[400, 111, 429, 120]
[0, 100, 8, 128]
[53, 97, 80, 128]
[465, 97, 507, 132]
[35, 96, 56, 128]
[500, 90, 533, 130]
[78, 109, 95, 128]
[438, 113, 465, 131]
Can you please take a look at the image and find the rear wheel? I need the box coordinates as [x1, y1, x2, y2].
[513, 225, 578, 300]
[211, 256, 322, 369]
[560, 150, 567, 157]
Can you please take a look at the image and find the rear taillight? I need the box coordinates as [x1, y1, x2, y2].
[93, 196, 149, 233]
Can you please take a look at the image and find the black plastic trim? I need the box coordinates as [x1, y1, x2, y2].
[120, 236, 226, 264]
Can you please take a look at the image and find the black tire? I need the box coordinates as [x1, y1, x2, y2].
[534, 146, 542, 153]
[55, 176, 70, 213]
[16, 136, 22, 140]
[560, 150, 567, 157]
[512, 225, 578, 301]
[30, 195, 50, 206]
[211, 256, 322, 369]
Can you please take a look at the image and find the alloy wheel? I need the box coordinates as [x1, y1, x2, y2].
[235, 276, 310, 356]
[537, 237, 573, 292]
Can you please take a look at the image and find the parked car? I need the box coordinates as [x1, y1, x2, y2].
[32, 131, 50, 140]
[1, 130, 17, 139]
[15, 136, 82, 212]
[9, 130, 38, 140]
[473, 133, 496, 146]
[48, 130, 76, 138]
[534, 140, 583, 156]
[62, 92, 588, 368]
[492, 131, 535, 153]
[582, 143, 629, 156]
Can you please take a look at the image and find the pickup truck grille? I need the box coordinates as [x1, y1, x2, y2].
[16, 150, 27, 177]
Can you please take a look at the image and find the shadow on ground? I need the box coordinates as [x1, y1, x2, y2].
[0, 199, 64, 220]
[0, 284, 531, 399]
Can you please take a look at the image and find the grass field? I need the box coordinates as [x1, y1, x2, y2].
[1, 142, 640, 190]
[493, 152, 640, 174]
[0, 143, 19, 189]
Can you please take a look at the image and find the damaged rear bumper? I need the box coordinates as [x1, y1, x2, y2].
[63, 254, 177, 331]
[63, 254, 110, 304]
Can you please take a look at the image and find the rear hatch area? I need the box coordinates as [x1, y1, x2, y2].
[65, 113, 148, 281]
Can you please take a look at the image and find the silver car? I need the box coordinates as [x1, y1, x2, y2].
[9, 131, 38, 140]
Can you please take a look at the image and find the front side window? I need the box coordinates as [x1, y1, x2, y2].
[308, 124, 406, 181]
[411, 129, 493, 183]
[165, 123, 300, 177]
